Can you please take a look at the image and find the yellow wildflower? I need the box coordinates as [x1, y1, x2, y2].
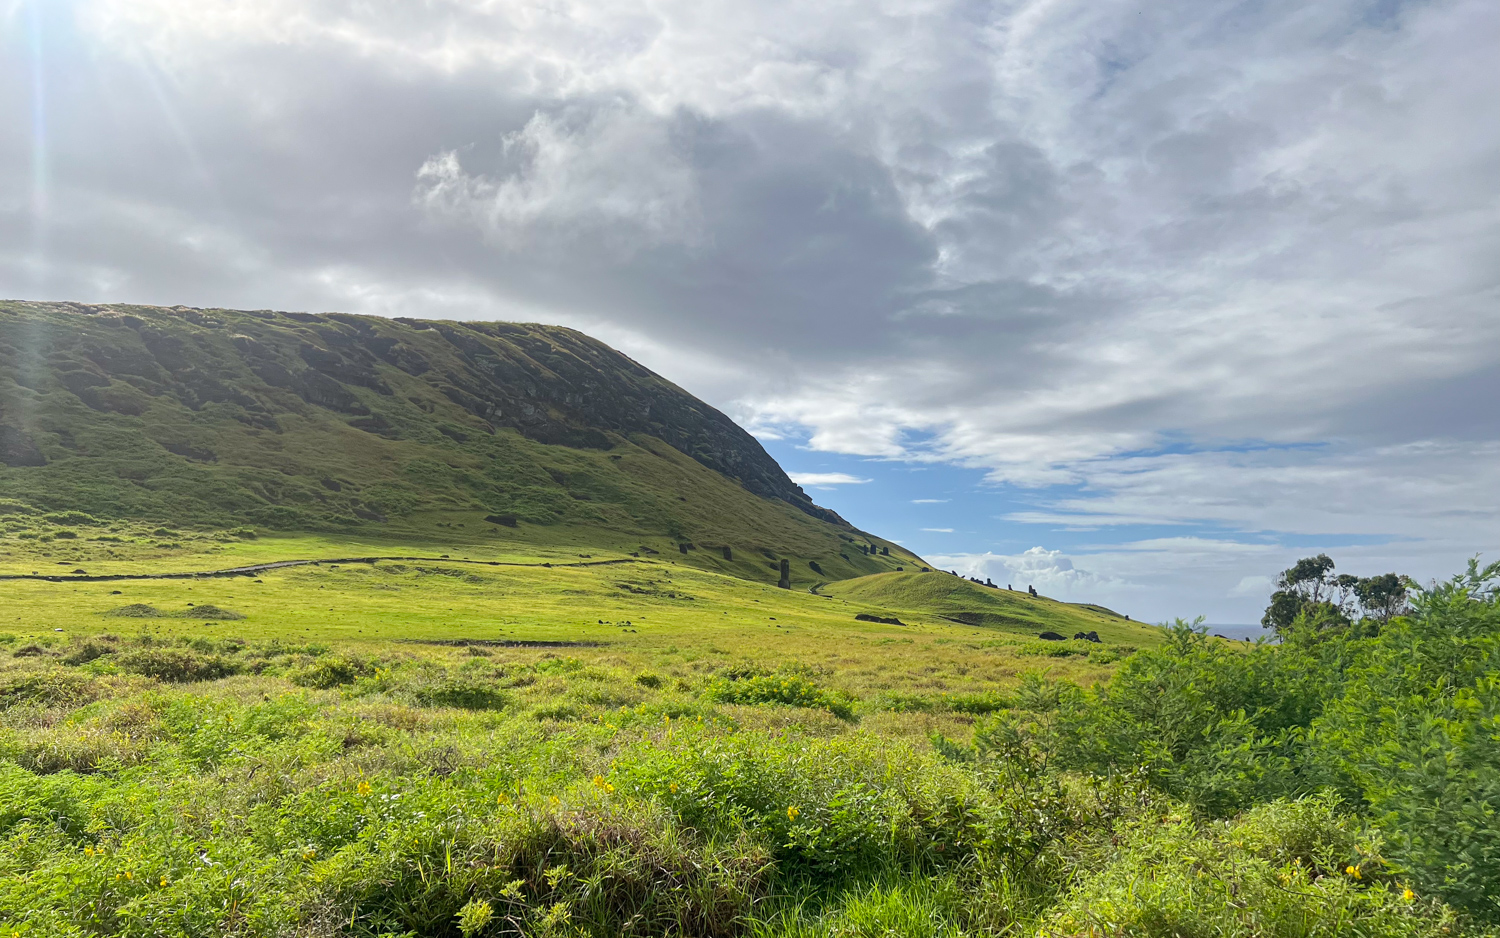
[669, 782, 678, 793]
[1346, 865, 1361, 879]
[787, 806, 800, 821]
[592, 774, 606, 789]
[357, 780, 372, 796]
[1404, 888, 1416, 901]
[160, 876, 169, 887]
[497, 792, 510, 805]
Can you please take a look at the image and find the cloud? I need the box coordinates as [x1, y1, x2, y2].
[1, 0, 1496, 617]
[928, 546, 1123, 598]
[921, 527, 954, 533]
[786, 472, 871, 486]
[414, 105, 702, 251]
[1229, 575, 1274, 598]
[912, 498, 949, 504]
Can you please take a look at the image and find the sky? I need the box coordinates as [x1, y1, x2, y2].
[1, 0, 1497, 625]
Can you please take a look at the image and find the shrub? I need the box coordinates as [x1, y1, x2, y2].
[1034, 619, 1348, 815]
[1042, 794, 1458, 938]
[412, 677, 508, 711]
[12, 724, 153, 775]
[290, 655, 372, 689]
[0, 669, 101, 709]
[1311, 560, 1500, 922]
[703, 670, 856, 720]
[63, 638, 119, 666]
[117, 648, 241, 683]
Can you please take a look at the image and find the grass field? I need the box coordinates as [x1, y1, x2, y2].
[2, 537, 1489, 936]
[3, 529, 1156, 732]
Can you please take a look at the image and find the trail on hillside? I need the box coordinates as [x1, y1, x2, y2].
[0, 556, 640, 583]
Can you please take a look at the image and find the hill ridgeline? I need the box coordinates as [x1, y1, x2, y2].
[0, 300, 920, 584]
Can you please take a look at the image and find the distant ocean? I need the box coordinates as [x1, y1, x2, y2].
[1203, 623, 1276, 642]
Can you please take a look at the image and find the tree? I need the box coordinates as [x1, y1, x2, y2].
[1353, 572, 1409, 626]
[1261, 554, 1347, 633]
[1261, 555, 1413, 636]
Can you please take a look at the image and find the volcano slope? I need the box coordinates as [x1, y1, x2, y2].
[0, 300, 1155, 653]
[0, 300, 918, 586]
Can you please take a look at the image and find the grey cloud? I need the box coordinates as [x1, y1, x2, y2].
[1, 0, 1497, 611]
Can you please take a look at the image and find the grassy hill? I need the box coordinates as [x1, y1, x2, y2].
[821, 570, 1143, 642]
[0, 302, 1476, 936]
[0, 301, 920, 587]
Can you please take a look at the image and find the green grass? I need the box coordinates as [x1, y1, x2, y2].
[822, 570, 1140, 642]
[1, 533, 1159, 723]
[0, 301, 1483, 935]
[0, 631, 1477, 937]
[0, 302, 921, 587]
[0, 541, 1487, 936]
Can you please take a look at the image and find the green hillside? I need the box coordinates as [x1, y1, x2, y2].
[0, 301, 919, 586]
[1, 301, 1483, 937]
[821, 570, 1149, 642]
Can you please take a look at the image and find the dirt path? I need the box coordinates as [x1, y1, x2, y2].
[0, 556, 640, 584]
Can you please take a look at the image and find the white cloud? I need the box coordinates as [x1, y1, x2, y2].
[1229, 575, 1273, 598]
[1, 0, 1494, 619]
[787, 472, 871, 486]
[921, 527, 954, 533]
[414, 105, 701, 250]
[912, 498, 949, 503]
[928, 546, 1126, 600]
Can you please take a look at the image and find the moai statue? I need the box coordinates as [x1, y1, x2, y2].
[778, 559, 791, 590]
[1028, 585, 1037, 597]
[880, 546, 889, 556]
[722, 546, 733, 561]
[679, 543, 689, 554]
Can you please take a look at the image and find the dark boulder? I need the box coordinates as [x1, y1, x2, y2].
[1038, 631, 1066, 641]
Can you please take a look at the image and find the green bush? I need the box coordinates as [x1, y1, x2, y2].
[117, 648, 241, 683]
[290, 654, 372, 689]
[1043, 794, 1457, 937]
[412, 677, 508, 711]
[703, 670, 856, 720]
[1312, 559, 1500, 922]
[0, 669, 101, 708]
[1030, 619, 1349, 815]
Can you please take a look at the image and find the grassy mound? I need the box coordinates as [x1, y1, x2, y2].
[101, 604, 244, 620]
[822, 571, 1141, 642]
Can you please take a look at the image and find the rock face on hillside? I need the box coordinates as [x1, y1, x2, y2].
[0, 301, 845, 527]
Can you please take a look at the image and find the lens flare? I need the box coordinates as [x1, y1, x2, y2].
[26, 0, 49, 264]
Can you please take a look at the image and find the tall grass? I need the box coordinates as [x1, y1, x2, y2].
[0, 625, 1489, 937]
